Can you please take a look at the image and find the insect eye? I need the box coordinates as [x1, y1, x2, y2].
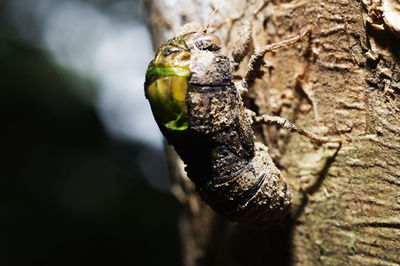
[162, 47, 181, 56]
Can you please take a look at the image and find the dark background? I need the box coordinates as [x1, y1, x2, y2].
[0, 0, 181, 265]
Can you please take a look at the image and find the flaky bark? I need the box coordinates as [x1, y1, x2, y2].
[145, 0, 400, 265]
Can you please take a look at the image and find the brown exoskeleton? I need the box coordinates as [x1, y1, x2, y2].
[144, 22, 340, 224]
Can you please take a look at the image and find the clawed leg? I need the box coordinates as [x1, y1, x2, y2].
[243, 28, 312, 87]
[233, 27, 335, 144]
[231, 21, 252, 66]
[254, 114, 341, 145]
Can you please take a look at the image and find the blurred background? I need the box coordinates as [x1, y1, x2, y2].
[1, 0, 181, 265]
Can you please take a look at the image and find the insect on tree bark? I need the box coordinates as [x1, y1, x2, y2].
[145, 0, 400, 265]
[145, 23, 340, 224]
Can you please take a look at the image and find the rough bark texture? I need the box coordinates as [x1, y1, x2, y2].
[145, 0, 400, 265]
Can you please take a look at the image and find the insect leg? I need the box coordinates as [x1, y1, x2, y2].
[254, 114, 341, 144]
[243, 28, 312, 87]
[231, 21, 252, 66]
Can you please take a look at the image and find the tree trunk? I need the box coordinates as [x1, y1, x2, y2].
[144, 0, 400, 265]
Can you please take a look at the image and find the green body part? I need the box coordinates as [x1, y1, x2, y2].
[144, 34, 192, 131]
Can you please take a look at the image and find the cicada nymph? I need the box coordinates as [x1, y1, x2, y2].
[144, 23, 340, 224]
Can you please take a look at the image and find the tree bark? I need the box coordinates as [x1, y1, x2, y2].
[145, 0, 400, 265]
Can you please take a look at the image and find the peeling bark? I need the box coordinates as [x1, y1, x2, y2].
[145, 0, 400, 265]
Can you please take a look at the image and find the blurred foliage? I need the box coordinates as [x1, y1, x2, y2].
[0, 11, 181, 266]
